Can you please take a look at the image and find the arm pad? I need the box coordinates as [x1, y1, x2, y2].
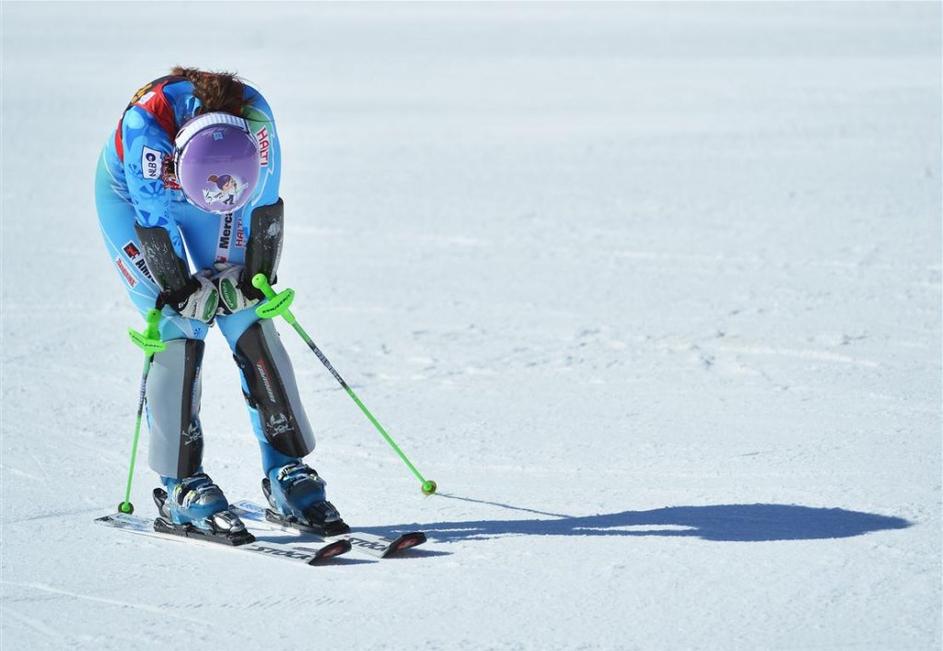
[243, 198, 284, 299]
[134, 223, 191, 292]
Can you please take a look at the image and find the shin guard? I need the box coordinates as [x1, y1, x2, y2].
[234, 320, 315, 457]
[146, 339, 205, 479]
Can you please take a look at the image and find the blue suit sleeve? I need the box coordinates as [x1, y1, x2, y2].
[121, 106, 187, 259]
[242, 88, 282, 213]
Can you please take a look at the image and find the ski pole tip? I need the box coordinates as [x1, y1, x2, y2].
[251, 273, 269, 290]
[421, 480, 437, 495]
[118, 501, 134, 514]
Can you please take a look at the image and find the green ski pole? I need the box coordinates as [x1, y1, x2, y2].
[118, 308, 165, 514]
[251, 274, 437, 495]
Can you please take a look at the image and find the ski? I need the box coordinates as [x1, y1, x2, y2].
[95, 512, 352, 565]
[231, 500, 427, 559]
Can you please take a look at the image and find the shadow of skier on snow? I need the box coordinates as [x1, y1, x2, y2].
[363, 495, 911, 544]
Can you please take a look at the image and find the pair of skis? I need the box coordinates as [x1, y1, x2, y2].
[95, 500, 426, 566]
[107, 279, 436, 566]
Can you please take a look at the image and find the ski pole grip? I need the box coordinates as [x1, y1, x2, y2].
[144, 308, 162, 339]
[251, 273, 277, 300]
[252, 273, 297, 323]
[130, 308, 166, 353]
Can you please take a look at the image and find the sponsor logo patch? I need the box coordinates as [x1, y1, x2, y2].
[256, 360, 277, 404]
[182, 423, 203, 446]
[115, 257, 137, 287]
[142, 146, 161, 179]
[349, 537, 388, 551]
[248, 545, 315, 561]
[267, 413, 292, 436]
[122, 242, 141, 258]
[216, 213, 234, 262]
[234, 218, 247, 249]
[122, 241, 155, 282]
[221, 278, 239, 310]
[202, 292, 218, 322]
[256, 127, 270, 166]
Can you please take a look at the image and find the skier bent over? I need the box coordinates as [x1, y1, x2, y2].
[95, 67, 348, 544]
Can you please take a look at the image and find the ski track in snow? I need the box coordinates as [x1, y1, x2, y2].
[2, 3, 941, 650]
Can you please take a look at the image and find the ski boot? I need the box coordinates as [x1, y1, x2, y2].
[262, 462, 349, 536]
[153, 473, 254, 546]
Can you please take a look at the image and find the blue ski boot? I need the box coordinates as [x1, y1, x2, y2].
[152, 472, 254, 546]
[262, 462, 349, 536]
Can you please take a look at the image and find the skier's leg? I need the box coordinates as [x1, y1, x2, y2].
[96, 155, 235, 532]
[145, 338, 205, 479]
[217, 311, 316, 462]
[218, 312, 348, 534]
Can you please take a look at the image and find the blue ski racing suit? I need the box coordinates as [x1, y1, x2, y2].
[95, 75, 317, 495]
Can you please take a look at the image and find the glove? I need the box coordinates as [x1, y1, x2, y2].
[213, 263, 261, 315]
[157, 270, 219, 323]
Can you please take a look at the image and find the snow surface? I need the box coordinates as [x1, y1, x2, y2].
[2, 2, 941, 649]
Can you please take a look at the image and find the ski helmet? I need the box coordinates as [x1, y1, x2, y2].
[174, 112, 261, 214]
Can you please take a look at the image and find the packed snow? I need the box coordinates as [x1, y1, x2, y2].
[2, 3, 940, 649]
